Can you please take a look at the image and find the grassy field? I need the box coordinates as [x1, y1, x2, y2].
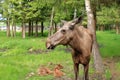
[0, 31, 120, 80]
[97, 31, 120, 57]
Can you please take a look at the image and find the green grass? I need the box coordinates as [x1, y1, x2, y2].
[0, 31, 74, 80]
[0, 31, 120, 80]
[97, 31, 120, 57]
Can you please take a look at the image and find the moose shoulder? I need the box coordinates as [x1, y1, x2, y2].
[46, 17, 93, 80]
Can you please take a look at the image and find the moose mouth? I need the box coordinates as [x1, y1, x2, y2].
[47, 44, 56, 49]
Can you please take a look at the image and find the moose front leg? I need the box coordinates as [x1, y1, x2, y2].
[74, 63, 79, 80]
[83, 63, 89, 80]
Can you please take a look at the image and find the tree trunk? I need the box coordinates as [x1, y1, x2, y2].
[116, 25, 120, 34]
[11, 19, 16, 37]
[22, 22, 25, 38]
[28, 20, 31, 36]
[6, 18, 11, 37]
[31, 21, 34, 36]
[97, 0, 101, 10]
[35, 20, 38, 37]
[73, 8, 77, 19]
[13, 23, 16, 37]
[85, 0, 104, 74]
[41, 21, 44, 36]
[100, 26, 104, 31]
[11, 22, 14, 37]
[48, 7, 54, 36]
[54, 22, 57, 32]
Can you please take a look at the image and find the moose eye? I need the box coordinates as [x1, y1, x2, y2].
[69, 25, 74, 30]
[61, 29, 66, 33]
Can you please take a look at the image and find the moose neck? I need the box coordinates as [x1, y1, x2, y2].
[69, 27, 83, 52]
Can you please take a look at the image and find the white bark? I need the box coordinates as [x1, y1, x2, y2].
[73, 8, 77, 19]
[6, 17, 11, 37]
[49, 7, 54, 36]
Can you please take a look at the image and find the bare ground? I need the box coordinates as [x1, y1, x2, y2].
[103, 57, 120, 80]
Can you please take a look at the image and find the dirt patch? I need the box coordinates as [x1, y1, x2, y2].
[0, 48, 7, 52]
[28, 47, 72, 54]
[28, 48, 49, 54]
[103, 57, 120, 80]
[58, 47, 72, 53]
[53, 76, 73, 80]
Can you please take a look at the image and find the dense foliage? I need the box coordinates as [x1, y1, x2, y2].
[0, 0, 120, 37]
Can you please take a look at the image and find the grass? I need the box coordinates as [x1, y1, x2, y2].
[97, 31, 120, 57]
[0, 31, 120, 80]
[0, 31, 74, 80]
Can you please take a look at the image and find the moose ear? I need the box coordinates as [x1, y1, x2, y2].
[61, 20, 67, 24]
[72, 16, 83, 25]
[60, 20, 67, 27]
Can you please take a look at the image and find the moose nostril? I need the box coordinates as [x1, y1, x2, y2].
[47, 47, 50, 49]
[46, 44, 55, 49]
[46, 38, 55, 49]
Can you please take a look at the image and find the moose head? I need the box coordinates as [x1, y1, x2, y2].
[46, 17, 82, 49]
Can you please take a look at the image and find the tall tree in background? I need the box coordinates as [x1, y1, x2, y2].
[10, 0, 17, 37]
[85, 0, 104, 74]
[49, 6, 54, 36]
[2, 0, 11, 37]
[1, 0, 119, 38]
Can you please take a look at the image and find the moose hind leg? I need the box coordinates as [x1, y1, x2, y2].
[74, 63, 79, 80]
[83, 63, 89, 80]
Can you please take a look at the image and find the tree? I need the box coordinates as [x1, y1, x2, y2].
[48, 0, 85, 36]
[28, 0, 52, 36]
[9, 0, 17, 37]
[2, 0, 11, 37]
[85, 0, 104, 75]
[49, 6, 54, 36]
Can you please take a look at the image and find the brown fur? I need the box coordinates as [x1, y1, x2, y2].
[38, 67, 53, 76]
[53, 64, 65, 77]
[38, 64, 64, 77]
[46, 17, 93, 80]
